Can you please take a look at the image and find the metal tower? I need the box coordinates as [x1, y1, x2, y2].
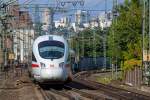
[34, 5, 41, 38]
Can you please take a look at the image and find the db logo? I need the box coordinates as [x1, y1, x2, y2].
[50, 64, 54, 67]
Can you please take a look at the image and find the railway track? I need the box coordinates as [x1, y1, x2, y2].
[73, 78, 150, 100]
[38, 80, 150, 100]
[63, 85, 112, 100]
[37, 71, 150, 100]
[39, 87, 57, 100]
[38, 82, 115, 100]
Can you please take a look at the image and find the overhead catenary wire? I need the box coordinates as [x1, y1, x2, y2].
[22, 0, 33, 4]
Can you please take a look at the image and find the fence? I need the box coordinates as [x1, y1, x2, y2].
[124, 67, 142, 87]
[77, 57, 111, 71]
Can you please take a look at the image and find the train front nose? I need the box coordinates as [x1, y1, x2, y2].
[40, 67, 67, 81]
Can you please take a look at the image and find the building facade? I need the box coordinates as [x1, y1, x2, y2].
[0, 1, 34, 69]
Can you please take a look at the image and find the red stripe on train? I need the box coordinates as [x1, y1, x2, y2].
[32, 64, 39, 68]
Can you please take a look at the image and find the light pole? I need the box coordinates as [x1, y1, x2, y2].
[146, 0, 150, 85]
[147, 0, 150, 85]
[112, 0, 118, 79]
[92, 28, 96, 66]
[142, 0, 146, 84]
[103, 28, 107, 70]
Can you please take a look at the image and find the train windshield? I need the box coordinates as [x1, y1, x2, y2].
[38, 40, 64, 59]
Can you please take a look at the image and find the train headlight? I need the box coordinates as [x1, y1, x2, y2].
[40, 62, 46, 68]
[59, 62, 64, 68]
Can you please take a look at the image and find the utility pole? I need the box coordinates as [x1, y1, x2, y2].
[93, 28, 96, 66]
[34, 5, 41, 38]
[112, 0, 118, 79]
[143, 0, 150, 85]
[103, 0, 107, 70]
[142, 0, 146, 84]
[149, 0, 150, 62]
[115, 0, 118, 80]
[147, 0, 150, 85]
[82, 30, 84, 57]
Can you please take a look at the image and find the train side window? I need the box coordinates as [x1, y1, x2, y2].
[32, 52, 37, 62]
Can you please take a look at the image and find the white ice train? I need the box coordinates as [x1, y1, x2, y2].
[29, 35, 72, 84]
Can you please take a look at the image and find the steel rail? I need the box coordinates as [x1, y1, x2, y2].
[74, 78, 150, 100]
[36, 85, 57, 100]
[64, 85, 112, 100]
[50, 88, 77, 100]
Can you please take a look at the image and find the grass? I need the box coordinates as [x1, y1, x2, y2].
[95, 71, 122, 84]
[96, 76, 112, 84]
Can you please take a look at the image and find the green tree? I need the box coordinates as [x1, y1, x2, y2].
[70, 27, 105, 58]
[108, 0, 143, 71]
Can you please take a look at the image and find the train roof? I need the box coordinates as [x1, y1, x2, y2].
[33, 35, 66, 44]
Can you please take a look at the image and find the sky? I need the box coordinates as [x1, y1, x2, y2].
[18, 0, 124, 21]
